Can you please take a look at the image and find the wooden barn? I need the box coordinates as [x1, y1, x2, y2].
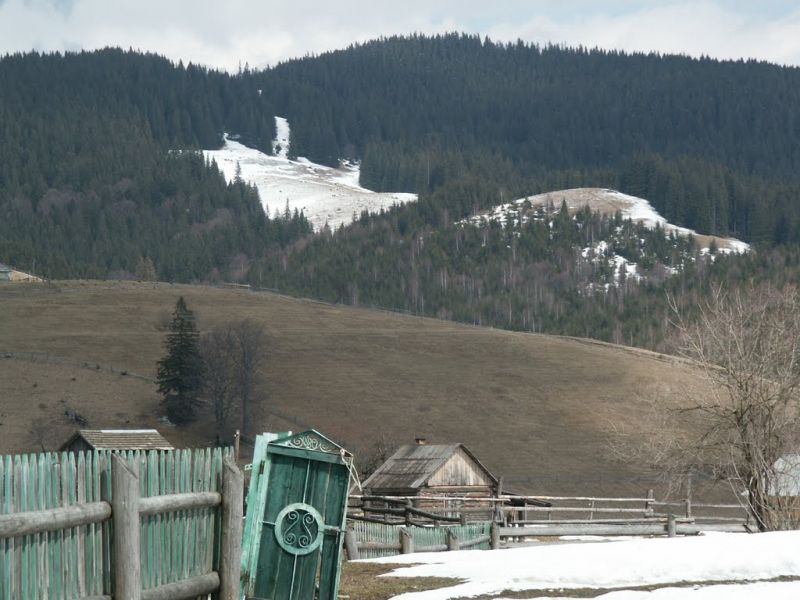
[60, 429, 175, 453]
[361, 441, 500, 521]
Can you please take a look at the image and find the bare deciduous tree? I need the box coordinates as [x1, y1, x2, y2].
[230, 319, 266, 436]
[200, 327, 238, 444]
[200, 319, 267, 442]
[667, 283, 800, 530]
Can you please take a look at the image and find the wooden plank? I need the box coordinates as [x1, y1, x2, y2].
[354, 541, 401, 551]
[266, 445, 346, 466]
[459, 534, 491, 549]
[112, 454, 141, 600]
[0, 455, 8, 600]
[400, 528, 414, 554]
[499, 523, 701, 537]
[272, 455, 311, 600]
[0, 502, 111, 539]
[218, 458, 243, 600]
[76, 452, 88, 598]
[294, 459, 330, 600]
[50, 455, 63, 600]
[446, 531, 459, 551]
[343, 530, 360, 560]
[144, 450, 156, 592]
[138, 492, 222, 516]
[140, 571, 220, 600]
[241, 431, 287, 597]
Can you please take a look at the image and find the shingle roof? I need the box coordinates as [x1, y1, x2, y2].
[63, 429, 174, 451]
[362, 443, 497, 491]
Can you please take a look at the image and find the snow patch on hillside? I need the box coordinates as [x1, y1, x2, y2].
[465, 188, 750, 254]
[203, 117, 417, 231]
[365, 531, 800, 600]
[460, 187, 750, 288]
[272, 116, 290, 158]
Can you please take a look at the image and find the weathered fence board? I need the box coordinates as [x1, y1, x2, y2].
[0, 446, 234, 600]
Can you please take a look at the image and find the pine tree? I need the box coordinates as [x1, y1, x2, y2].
[157, 297, 204, 424]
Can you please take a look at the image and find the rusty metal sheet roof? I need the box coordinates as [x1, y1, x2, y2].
[362, 443, 497, 491]
[64, 429, 175, 450]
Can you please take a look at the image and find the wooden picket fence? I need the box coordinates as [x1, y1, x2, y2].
[344, 521, 492, 560]
[0, 447, 242, 600]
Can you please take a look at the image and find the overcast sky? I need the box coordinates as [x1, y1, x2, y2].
[0, 0, 798, 71]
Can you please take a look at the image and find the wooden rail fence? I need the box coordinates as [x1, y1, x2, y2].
[346, 490, 750, 558]
[0, 447, 242, 600]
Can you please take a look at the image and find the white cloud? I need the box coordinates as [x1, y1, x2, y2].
[488, 2, 800, 67]
[0, 0, 798, 70]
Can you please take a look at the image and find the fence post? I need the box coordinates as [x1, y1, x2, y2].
[219, 457, 244, 600]
[667, 514, 677, 538]
[645, 489, 654, 517]
[343, 530, 360, 561]
[112, 454, 141, 600]
[400, 527, 414, 554]
[685, 471, 693, 519]
[494, 476, 504, 522]
[447, 530, 459, 551]
[490, 522, 500, 550]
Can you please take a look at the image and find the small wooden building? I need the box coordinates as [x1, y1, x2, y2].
[60, 429, 175, 453]
[361, 442, 499, 520]
[0, 262, 42, 283]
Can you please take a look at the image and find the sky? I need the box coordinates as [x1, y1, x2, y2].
[0, 0, 799, 72]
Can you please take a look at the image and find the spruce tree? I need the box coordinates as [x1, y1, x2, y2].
[157, 297, 204, 424]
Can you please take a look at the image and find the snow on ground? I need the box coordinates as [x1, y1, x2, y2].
[497, 581, 800, 600]
[203, 117, 417, 231]
[363, 531, 800, 600]
[271, 116, 290, 158]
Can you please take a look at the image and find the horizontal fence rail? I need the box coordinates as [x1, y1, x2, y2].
[0, 446, 242, 600]
[347, 488, 751, 557]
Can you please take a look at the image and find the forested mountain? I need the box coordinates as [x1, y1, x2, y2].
[3, 39, 800, 350]
[0, 49, 307, 281]
[257, 33, 800, 244]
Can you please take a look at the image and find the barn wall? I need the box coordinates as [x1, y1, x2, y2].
[427, 448, 494, 487]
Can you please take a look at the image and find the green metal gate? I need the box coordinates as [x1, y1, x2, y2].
[241, 431, 352, 600]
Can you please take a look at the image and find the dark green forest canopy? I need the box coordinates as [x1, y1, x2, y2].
[0, 49, 308, 281]
[256, 33, 800, 243]
[2, 40, 800, 351]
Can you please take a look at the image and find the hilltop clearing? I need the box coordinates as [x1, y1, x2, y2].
[464, 188, 749, 254]
[0, 280, 713, 497]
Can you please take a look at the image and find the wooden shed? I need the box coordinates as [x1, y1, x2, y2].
[60, 429, 175, 453]
[361, 442, 500, 520]
[0, 262, 42, 283]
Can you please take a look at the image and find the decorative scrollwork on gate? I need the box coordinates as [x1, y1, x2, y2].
[274, 503, 325, 556]
[284, 433, 337, 453]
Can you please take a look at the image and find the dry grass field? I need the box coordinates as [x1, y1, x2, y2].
[0, 280, 709, 497]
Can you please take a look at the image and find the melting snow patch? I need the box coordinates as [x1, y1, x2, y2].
[365, 531, 800, 600]
[204, 117, 417, 231]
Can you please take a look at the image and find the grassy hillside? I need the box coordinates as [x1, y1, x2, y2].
[0, 280, 707, 496]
